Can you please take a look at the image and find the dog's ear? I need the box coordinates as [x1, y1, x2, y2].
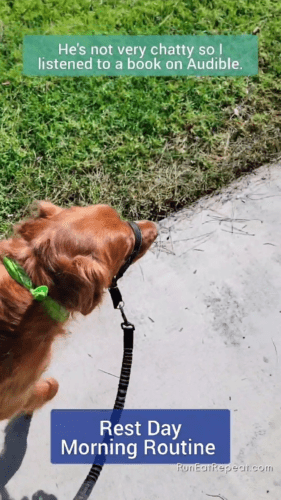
[51, 254, 110, 316]
[37, 201, 63, 219]
[15, 202, 63, 242]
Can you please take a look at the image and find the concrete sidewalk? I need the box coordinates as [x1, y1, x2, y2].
[1, 162, 281, 500]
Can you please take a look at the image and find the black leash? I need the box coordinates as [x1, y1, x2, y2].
[73, 222, 142, 500]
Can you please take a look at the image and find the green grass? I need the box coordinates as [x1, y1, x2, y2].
[0, 0, 281, 236]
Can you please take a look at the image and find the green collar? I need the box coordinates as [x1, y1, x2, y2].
[2, 256, 70, 322]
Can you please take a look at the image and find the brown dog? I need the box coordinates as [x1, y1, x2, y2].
[0, 202, 158, 420]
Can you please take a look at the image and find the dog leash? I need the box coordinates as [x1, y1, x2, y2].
[73, 222, 142, 500]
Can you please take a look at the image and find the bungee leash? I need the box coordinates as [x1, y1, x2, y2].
[73, 221, 142, 500]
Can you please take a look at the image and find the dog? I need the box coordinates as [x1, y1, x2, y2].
[0, 201, 158, 420]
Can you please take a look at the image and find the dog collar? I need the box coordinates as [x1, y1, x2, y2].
[109, 221, 142, 288]
[2, 256, 70, 322]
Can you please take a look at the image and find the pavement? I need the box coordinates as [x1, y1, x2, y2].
[1, 161, 281, 500]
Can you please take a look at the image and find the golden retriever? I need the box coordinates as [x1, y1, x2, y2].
[0, 202, 157, 420]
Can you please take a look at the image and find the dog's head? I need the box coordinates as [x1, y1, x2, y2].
[11, 202, 158, 316]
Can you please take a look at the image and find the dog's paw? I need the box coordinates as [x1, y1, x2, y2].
[23, 377, 59, 414]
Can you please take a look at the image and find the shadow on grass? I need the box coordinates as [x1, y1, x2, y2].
[0, 413, 58, 500]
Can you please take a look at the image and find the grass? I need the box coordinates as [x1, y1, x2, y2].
[0, 0, 281, 237]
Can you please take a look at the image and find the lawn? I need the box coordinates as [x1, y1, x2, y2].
[0, 0, 280, 236]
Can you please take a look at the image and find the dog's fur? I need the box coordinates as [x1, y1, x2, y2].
[0, 201, 157, 420]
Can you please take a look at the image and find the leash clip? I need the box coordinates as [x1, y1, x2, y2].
[109, 284, 135, 330]
[118, 304, 135, 330]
